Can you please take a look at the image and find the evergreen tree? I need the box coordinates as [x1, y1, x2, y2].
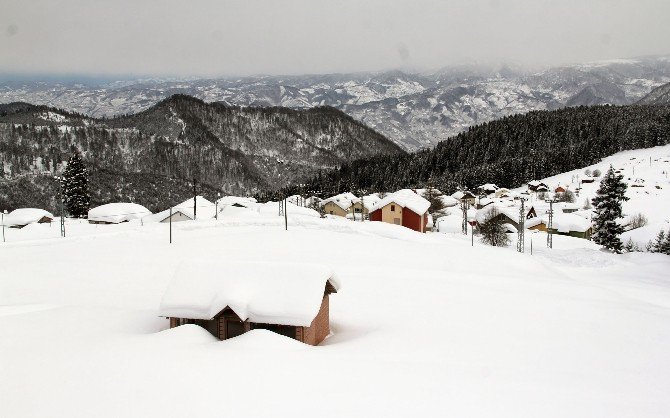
[61, 150, 90, 218]
[591, 165, 629, 253]
[423, 180, 447, 217]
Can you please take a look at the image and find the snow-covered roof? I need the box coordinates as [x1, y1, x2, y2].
[175, 196, 217, 219]
[441, 195, 459, 207]
[475, 204, 519, 224]
[543, 213, 592, 233]
[528, 180, 541, 187]
[159, 261, 339, 326]
[88, 203, 151, 224]
[3, 208, 54, 226]
[370, 189, 430, 215]
[145, 207, 193, 223]
[451, 190, 474, 200]
[479, 183, 499, 191]
[524, 217, 543, 228]
[321, 192, 358, 210]
[353, 194, 381, 210]
[217, 196, 256, 207]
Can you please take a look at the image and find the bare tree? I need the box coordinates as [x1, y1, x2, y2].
[479, 209, 510, 247]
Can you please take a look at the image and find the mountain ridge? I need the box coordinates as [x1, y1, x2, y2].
[0, 95, 402, 212]
[2, 56, 670, 150]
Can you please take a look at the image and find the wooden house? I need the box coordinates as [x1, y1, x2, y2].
[320, 192, 357, 217]
[4, 208, 54, 228]
[369, 189, 431, 233]
[88, 203, 151, 224]
[451, 190, 476, 206]
[159, 261, 339, 346]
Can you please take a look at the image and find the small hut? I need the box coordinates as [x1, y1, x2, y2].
[159, 261, 339, 346]
[4, 208, 54, 228]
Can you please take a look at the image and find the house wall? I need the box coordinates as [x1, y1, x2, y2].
[350, 202, 369, 215]
[302, 295, 330, 346]
[160, 211, 192, 223]
[323, 202, 348, 217]
[370, 209, 382, 222]
[529, 223, 547, 232]
[378, 202, 403, 225]
[401, 208, 424, 233]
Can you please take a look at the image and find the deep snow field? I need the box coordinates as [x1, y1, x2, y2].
[1, 206, 670, 418]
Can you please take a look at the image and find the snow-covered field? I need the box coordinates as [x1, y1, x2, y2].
[1, 205, 669, 417]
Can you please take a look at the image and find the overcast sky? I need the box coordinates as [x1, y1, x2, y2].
[1, 0, 669, 77]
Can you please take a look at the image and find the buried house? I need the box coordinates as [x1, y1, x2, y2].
[159, 261, 339, 346]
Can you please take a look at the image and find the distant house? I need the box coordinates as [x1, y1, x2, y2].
[558, 202, 580, 214]
[320, 192, 357, 217]
[159, 261, 339, 346]
[88, 203, 151, 224]
[547, 214, 592, 239]
[528, 180, 550, 192]
[4, 208, 53, 228]
[581, 177, 595, 184]
[344, 194, 381, 220]
[478, 183, 499, 195]
[475, 204, 520, 231]
[369, 189, 431, 233]
[451, 190, 476, 206]
[526, 206, 538, 219]
[554, 185, 568, 193]
[148, 196, 218, 223]
[494, 188, 512, 198]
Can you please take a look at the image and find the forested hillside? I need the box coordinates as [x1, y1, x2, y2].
[289, 104, 670, 197]
[0, 95, 402, 212]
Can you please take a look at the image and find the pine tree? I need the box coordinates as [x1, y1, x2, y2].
[61, 150, 90, 218]
[423, 180, 447, 217]
[591, 165, 629, 253]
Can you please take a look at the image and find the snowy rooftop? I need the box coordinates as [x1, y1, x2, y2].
[3, 208, 54, 226]
[88, 203, 151, 224]
[542, 213, 592, 233]
[370, 189, 430, 215]
[321, 192, 358, 210]
[159, 261, 339, 326]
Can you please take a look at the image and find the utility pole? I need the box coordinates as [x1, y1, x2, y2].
[215, 192, 220, 220]
[1, 210, 6, 243]
[461, 200, 469, 235]
[169, 207, 172, 244]
[284, 196, 288, 230]
[517, 199, 525, 253]
[192, 178, 197, 220]
[60, 183, 65, 238]
[547, 199, 556, 249]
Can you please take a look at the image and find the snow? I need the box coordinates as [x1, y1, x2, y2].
[370, 189, 430, 215]
[87, 203, 151, 224]
[2, 208, 54, 226]
[1, 175, 670, 417]
[158, 261, 337, 325]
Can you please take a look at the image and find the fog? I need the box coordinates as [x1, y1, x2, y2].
[1, 0, 669, 77]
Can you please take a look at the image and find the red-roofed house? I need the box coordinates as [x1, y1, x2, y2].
[369, 189, 431, 233]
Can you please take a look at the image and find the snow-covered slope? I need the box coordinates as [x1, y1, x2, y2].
[1, 204, 669, 417]
[513, 144, 670, 246]
[3, 56, 670, 150]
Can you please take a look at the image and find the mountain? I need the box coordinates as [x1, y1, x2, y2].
[0, 95, 402, 212]
[637, 81, 670, 105]
[286, 104, 670, 198]
[2, 56, 670, 150]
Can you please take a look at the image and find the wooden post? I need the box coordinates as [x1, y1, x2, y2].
[193, 178, 197, 220]
[169, 207, 172, 244]
[284, 197, 288, 230]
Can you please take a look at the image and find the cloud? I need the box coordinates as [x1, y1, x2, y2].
[0, 0, 668, 77]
